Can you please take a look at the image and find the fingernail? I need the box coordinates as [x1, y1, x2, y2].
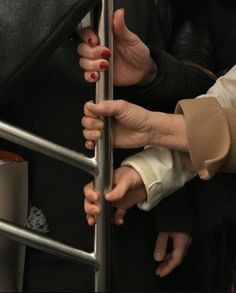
[88, 38, 93, 46]
[99, 61, 108, 70]
[101, 50, 111, 59]
[117, 218, 124, 226]
[90, 73, 96, 79]
[105, 194, 111, 200]
[155, 252, 161, 261]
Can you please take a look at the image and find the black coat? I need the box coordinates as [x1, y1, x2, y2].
[144, 0, 236, 290]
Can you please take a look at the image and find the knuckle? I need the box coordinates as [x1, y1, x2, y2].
[117, 99, 127, 108]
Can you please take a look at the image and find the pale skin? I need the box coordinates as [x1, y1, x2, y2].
[82, 100, 188, 151]
[78, 8, 157, 86]
[83, 165, 192, 277]
[79, 8, 191, 278]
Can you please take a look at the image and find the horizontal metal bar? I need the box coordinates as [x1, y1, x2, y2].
[0, 120, 98, 175]
[0, 218, 99, 270]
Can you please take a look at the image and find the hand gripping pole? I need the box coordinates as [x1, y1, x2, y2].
[0, 0, 114, 291]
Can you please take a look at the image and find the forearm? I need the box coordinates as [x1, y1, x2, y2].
[148, 111, 189, 152]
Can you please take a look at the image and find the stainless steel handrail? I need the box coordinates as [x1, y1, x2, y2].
[94, 0, 113, 290]
[0, 121, 98, 176]
[0, 0, 113, 292]
[0, 218, 99, 270]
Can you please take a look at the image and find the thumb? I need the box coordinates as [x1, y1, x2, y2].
[113, 9, 134, 42]
[85, 100, 127, 118]
[154, 232, 169, 262]
[105, 176, 131, 202]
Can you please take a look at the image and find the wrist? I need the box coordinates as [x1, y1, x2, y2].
[149, 112, 189, 152]
[138, 57, 158, 86]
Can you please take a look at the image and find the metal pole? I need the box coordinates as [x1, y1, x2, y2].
[0, 2, 114, 291]
[94, 0, 114, 291]
[0, 218, 98, 270]
[0, 121, 98, 176]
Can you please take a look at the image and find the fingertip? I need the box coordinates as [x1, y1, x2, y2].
[87, 216, 95, 226]
[85, 141, 95, 150]
[154, 252, 162, 262]
[105, 186, 124, 202]
[105, 190, 119, 202]
[90, 72, 97, 80]
[105, 193, 112, 201]
[114, 217, 124, 226]
[99, 61, 109, 70]
[87, 34, 99, 47]
[84, 72, 100, 83]
[101, 49, 111, 60]
[86, 101, 95, 110]
[113, 8, 126, 36]
[114, 8, 125, 18]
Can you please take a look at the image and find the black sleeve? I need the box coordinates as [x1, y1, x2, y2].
[0, 0, 99, 102]
[126, 0, 216, 113]
[130, 48, 215, 112]
[151, 179, 196, 232]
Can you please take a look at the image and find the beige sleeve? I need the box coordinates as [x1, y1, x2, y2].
[176, 97, 236, 179]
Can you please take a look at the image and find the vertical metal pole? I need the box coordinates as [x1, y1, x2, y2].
[94, 0, 113, 292]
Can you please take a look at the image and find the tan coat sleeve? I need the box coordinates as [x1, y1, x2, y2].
[176, 97, 236, 179]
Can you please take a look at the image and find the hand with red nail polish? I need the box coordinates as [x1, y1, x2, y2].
[99, 61, 108, 70]
[78, 8, 157, 86]
[101, 50, 111, 60]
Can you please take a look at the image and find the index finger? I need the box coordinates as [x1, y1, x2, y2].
[84, 101, 98, 118]
[157, 244, 187, 278]
[79, 26, 99, 46]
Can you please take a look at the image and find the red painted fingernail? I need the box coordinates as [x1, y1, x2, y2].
[101, 50, 111, 59]
[91, 73, 96, 79]
[88, 38, 93, 46]
[99, 61, 108, 70]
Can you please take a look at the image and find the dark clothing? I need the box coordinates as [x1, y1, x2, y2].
[148, 0, 236, 290]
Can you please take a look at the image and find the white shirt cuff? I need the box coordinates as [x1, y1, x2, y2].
[122, 146, 196, 211]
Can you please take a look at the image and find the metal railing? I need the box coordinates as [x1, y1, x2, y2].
[0, 0, 113, 291]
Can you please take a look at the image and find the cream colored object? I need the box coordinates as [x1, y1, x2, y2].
[0, 157, 28, 292]
[122, 147, 195, 211]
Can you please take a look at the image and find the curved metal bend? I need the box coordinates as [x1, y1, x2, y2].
[0, 218, 99, 270]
